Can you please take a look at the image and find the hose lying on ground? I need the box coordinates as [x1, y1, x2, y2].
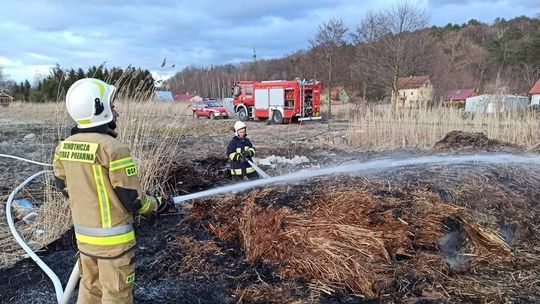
[2, 154, 78, 304]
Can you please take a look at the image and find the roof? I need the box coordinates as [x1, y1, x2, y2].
[174, 93, 199, 102]
[529, 79, 540, 95]
[398, 76, 430, 90]
[0, 92, 14, 100]
[443, 88, 476, 101]
[154, 91, 174, 102]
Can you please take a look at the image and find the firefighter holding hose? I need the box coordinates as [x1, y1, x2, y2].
[227, 121, 260, 181]
[52, 78, 174, 303]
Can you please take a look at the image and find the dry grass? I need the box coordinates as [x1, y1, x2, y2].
[1, 94, 231, 267]
[0, 172, 71, 267]
[185, 175, 524, 301]
[324, 103, 540, 150]
[179, 157, 540, 302]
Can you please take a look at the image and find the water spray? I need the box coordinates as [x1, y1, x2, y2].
[173, 153, 540, 204]
[246, 159, 271, 178]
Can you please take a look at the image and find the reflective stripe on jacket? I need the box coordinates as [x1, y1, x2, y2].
[226, 136, 256, 176]
[53, 132, 156, 258]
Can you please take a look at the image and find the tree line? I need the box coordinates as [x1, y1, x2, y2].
[1, 65, 154, 102]
[165, 3, 540, 108]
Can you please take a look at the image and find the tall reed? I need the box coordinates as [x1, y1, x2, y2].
[324, 103, 540, 150]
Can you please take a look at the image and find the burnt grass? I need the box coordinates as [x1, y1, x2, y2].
[0, 154, 397, 304]
[0, 160, 317, 304]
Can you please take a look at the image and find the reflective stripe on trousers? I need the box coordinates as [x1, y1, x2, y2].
[230, 167, 256, 176]
[74, 224, 135, 246]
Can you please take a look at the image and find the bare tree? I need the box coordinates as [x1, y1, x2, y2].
[310, 18, 348, 118]
[521, 63, 540, 88]
[467, 44, 490, 93]
[353, 2, 430, 104]
[0, 68, 8, 92]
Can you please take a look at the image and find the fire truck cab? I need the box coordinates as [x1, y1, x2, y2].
[232, 78, 322, 124]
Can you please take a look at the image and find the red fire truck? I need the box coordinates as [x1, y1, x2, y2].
[232, 78, 322, 124]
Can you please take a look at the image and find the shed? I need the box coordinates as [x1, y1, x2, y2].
[174, 93, 203, 103]
[442, 88, 476, 108]
[0, 93, 14, 107]
[322, 87, 351, 103]
[464, 94, 529, 114]
[528, 79, 540, 106]
[154, 91, 174, 102]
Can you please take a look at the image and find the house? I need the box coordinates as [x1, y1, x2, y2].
[0, 92, 14, 107]
[396, 76, 434, 108]
[174, 93, 203, 103]
[442, 88, 476, 107]
[154, 90, 174, 102]
[322, 87, 351, 103]
[528, 79, 540, 106]
[464, 94, 529, 114]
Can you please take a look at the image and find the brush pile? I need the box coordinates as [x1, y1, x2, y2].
[174, 163, 540, 303]
[434, 131, 523, 152]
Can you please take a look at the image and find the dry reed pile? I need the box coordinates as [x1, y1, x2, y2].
[181, 164, 540, 303]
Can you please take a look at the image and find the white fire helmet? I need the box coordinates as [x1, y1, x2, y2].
[234, 121, 247, 136]
[65, 78, 117, 129]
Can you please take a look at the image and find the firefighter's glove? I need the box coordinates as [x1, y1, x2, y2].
[236, 153, 247, 163]
[156, 194, 175, 214]
[241, 150, 253, 158]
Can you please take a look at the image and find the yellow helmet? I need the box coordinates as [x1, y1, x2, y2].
[66, 78, 116, 129]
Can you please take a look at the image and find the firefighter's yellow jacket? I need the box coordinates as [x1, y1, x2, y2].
[53, 130, 156, 258]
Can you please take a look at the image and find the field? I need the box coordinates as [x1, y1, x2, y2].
[1, 100, 540, 303]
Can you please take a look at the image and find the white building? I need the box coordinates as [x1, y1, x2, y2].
[396, 76, 434, 108]
[154, 91, 174, 102]
[464, 94, 529, 114]
[529, 79, 540, 106]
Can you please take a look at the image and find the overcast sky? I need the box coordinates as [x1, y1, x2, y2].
[0, 0, 538, 83]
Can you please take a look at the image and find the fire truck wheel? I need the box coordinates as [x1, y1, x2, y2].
[271, 110, 283, 124]
[209, 112, 216, 120]
[238, 108, 249, 121]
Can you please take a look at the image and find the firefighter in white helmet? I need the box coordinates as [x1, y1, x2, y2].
[53, 78, 174, 303]
[227, 121, 260, 181]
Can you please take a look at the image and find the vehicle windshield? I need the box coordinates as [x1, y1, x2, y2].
[206, 101, 221, 107]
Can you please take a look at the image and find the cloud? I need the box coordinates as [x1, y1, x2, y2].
[428, 0, 539, 25]
[0, 0, 537, 82]
[428, 0, 538, 8]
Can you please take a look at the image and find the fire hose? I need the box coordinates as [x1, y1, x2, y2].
[246, 159, 271, 179]
[1, 154, 79, 304]
[2, 153, 270, 303]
